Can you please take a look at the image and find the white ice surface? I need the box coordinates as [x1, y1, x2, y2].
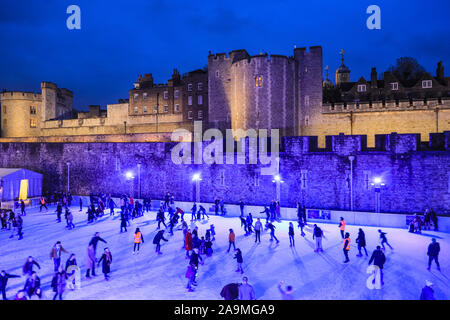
[0, 205, 448, 300]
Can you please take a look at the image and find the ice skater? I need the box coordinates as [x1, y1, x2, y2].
[185, 263, 196, 292]
[234, 248, 244, 274]
[338, 217, 346, 239]
[356, 228, 368, 257]
[278, 281, 294, 300]
[185, 228, 193, 258]
[0, 270, 20, 300]
[133, 228, 144, 254]
[89, 232, 107, 258]
[378, 229, 393, 250]
[51, 267, 66, 300]
[254, 218, 263, 243]
[199, 205, 209, 220]
[210, 224, 216, 241]
[427, 238, 440, 271]
[343, 232, 351, 263]
[227, 229, 236, 252]
[85, 244, 96, 278]
[368, 245, 386, 286]
[153, 229, 169, 254]
[156, 207, 167, 229]
[289, 222, 295, 247]
[98, 247, 112, 280]
[191, 203, 197, 221]
[22, 256, 41, 276]
[266, 222, 279, 243]
[50, 241, 69, 272]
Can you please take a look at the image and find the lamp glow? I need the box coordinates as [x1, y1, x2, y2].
[192, 173, 201, 181]
[125, 171, 134, 179]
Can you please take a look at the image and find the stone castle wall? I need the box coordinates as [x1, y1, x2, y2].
[0, 132, 449, 215]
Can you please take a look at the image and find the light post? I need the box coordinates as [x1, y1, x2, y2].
[272, 174, 284, 202]
[125, 171, 135, 197]
[192, 173, 202, 203]
[137, 163, 141, 199]
[348, 155, 355, 212]
[66, 162, 71, 194]
[371, 177, 385, 213]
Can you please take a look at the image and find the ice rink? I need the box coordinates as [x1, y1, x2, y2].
[0, 205, 448, 300]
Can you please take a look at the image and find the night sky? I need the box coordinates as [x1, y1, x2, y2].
[1, 0, 449, 110]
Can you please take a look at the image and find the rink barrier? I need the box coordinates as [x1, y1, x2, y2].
[29, 196, 450, 233]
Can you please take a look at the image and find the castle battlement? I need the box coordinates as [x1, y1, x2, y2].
[281, 131, 450, 154]
[0, 91, 41, 101]
[323, 97, 450, 113]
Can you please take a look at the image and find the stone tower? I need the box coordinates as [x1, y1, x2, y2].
[335, 49, 350, 86]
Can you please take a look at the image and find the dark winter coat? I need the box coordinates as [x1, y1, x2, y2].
[23, 260, 41, 276]
[220, 283, 239, 300]
[313, 226, 322, 238]
[51, 272, 66, 294]
[356, 231, 366, 247]
[89, 236, 107, 251]
[427, 242, 440, 257]
[50, 245, 68, 259]
[369, 249, 386, 269]
[98, 252, 112, 274]
[0, 273, 20, 290]
[234, 251, 243, 264]
[420, 286, 435, 300]
[289, 226, 294, 236]
[189, 251, 203, 267]
[23, 276, 40, 296]
[192, 236, 201, 249]
[153, 230, 168, 244]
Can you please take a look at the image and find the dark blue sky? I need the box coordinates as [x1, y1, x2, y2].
[1, 0, 449, 110]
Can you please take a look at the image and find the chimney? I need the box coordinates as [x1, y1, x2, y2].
[436, 61, 444, 81]
[371, 67, 378, 88]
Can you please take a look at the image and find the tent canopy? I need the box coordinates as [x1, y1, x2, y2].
[0, 168, 43, 201]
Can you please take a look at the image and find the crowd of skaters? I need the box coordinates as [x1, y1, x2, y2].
[0, 191, 444, 300]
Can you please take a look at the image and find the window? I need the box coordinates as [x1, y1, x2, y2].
[143, 106, 148, 114]
[30, 118, 37, 128]
[422, 80, 432, 88]
[3, 105, 6, 114]
[153, 105, 158, 113]
[301, 170, 308, 189]
[163, 91, 168, 99]
[198, 82, 203, 91]
[304, 116, 309, 126]
[188, 96, 193, 106]
[30, 106, 37, 114]
[198, 110, 203, 119]
[357, 84, 367, 92]
[255, 75, 262, 87]
[133, 106, 138, 114]
[305, 95, 310, 107]
[175, 104, 180, 112]
[133, 93, 139, 101]
[198, 95, 203, 105]
[188, 111, 193, 119]
[390, 82, 398, 91]
[143, 92, 148, 100]
[174, 90, 179, 99]
[187, 83, 193, 91]
[164, 105, 169, 113]
[215, 71, 219, 77]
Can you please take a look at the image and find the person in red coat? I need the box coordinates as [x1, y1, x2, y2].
[185, 229, 193, 259]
